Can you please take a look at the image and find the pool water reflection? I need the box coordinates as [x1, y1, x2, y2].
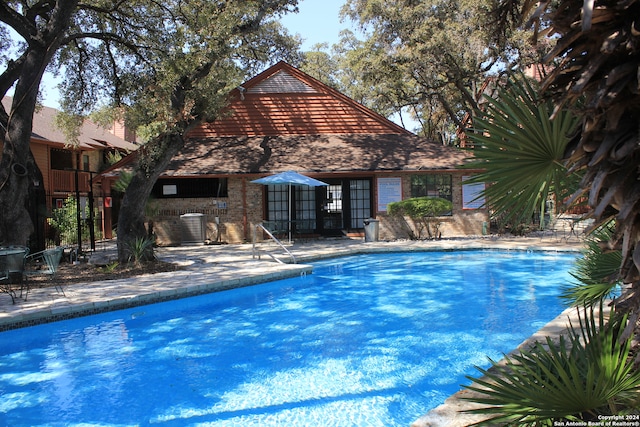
[0, 250, 577, 426]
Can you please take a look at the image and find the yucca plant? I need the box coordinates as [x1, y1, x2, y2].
[99, 262, 120, 273]
[125, 236, 156, 266]
[463, 305, 640, 425]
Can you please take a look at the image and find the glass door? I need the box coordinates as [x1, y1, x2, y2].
[294, 186, 318, 234]
[349, 179, 371, 229]
[322, 184, 343, 235]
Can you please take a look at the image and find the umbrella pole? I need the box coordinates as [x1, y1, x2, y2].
[288, 184, 292, 243]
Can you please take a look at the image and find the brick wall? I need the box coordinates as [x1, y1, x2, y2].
[150, 173, 488, 245]
[377, 174, 488, 240]
[150, 177, 266, 245]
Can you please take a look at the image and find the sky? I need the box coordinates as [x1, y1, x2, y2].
[281, 0, 351, 51]
[35, 0, 353, 109]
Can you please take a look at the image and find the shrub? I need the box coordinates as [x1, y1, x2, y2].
[387, 197, 452, 239]
[48, 196, 91, 245]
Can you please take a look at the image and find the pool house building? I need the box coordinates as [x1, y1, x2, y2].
[100, 62, 488, 244]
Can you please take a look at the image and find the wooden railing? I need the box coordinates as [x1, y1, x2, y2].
[51, 170, 91, 193]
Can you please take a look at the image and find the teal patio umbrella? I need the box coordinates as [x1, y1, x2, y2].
[251, 171, 328, 242]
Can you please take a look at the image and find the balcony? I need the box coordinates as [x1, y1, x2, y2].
[51, 170, 91, 193]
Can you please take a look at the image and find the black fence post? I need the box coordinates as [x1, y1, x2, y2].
[75, 169, 82, 255]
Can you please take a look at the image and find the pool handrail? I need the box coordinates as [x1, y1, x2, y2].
[252, 224, 296, 264]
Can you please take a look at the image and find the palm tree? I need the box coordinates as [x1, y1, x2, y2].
[561, 220, 623, 306]
[492, 0, 640, 348]
[462, 72, 640, 421]
[464, 75, 581, 228]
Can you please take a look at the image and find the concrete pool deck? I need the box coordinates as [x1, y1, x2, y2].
[0, 235, 585, 425]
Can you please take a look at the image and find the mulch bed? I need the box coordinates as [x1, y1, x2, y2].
[27, 260, 182, 288]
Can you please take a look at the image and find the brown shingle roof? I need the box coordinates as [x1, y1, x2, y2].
[100, 63, 470, 179]
[160, 134, 469, 176]
[2, 97, 138, 151]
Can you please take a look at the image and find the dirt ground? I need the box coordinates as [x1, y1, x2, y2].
[28, 260, 182, 288]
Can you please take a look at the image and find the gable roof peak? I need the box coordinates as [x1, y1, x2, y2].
[247, 69, 318, 94]
[192, 62, 413, 138]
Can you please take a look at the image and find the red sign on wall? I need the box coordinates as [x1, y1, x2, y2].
[104, 197, 112, 208]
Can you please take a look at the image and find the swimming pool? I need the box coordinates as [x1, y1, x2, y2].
[0, 250, 576, 426]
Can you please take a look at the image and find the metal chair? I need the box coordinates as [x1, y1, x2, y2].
[24, 247, 65, 296]
[0, 246, 29, 303]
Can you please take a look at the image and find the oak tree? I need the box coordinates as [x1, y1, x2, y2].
[0, 0, 300, 262]
[337, 0, 548, 141]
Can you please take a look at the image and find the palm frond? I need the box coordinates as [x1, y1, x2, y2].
[463, 304, 640, 425]
[464, 75, 581, 225]
[562, 220, 622, 307]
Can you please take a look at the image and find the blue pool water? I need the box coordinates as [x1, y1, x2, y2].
[0, 250, 576, 426]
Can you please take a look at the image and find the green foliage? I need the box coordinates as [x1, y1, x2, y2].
[387, 197, 452, 239]
[135, 121, 169, 145]
[300, 44, 341, 89]
[100, 262, 119, 273]
[388, 197, 452, 218]
[113, 171, 133, 194]
[338, 0, 545, 139]
[53, 111, 84, 148]
[47, 196, 90, 244]
[105, 151, 124, 166]
[562, 220, 622, 307]
[58, 1, 301, 124]
[125, 236, 156, 266]
[464, 75, 581, 227]
[464, 305, 640, 425]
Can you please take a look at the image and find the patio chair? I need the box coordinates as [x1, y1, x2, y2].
[539, 216, 560, 242]
[0, 253, 12, 302]
[24, 247, 65, 296]
[0, 245, 29, 303]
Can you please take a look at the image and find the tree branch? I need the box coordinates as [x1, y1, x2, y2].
[0, 2, 37, 41]
[59, 31, 151, 53]
[0, 53, 27, 99]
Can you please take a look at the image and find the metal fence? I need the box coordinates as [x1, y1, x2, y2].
[39, 193, 104, 254]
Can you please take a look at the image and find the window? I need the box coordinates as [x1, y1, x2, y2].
[411, 174, 452, 201]
[151, 178, 228, 198]
[50, 149, 73, 171]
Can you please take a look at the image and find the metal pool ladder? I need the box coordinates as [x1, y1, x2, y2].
[252, 224, 296, 264]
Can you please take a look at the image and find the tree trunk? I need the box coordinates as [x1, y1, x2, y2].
[115, 59, 216, 263]
[0, 0, 79, 246]
[0, 58, 47, 246]
[116, 132, 187, 263]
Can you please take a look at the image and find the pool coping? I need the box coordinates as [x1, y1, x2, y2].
[0, 262, 315, 331]
[0, 237, 585, 425]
